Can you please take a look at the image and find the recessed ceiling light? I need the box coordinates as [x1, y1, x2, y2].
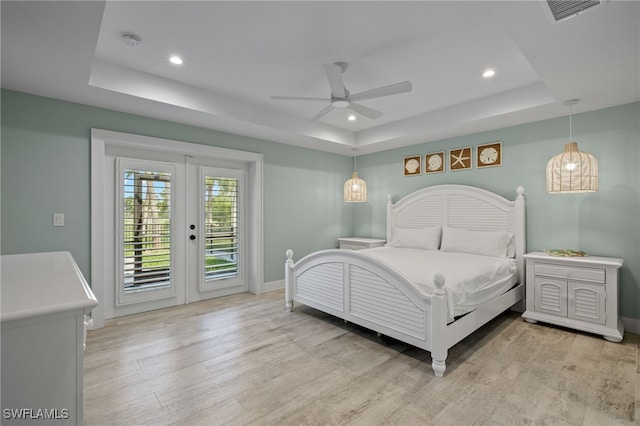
[483, 69, 496, 78]
[169, 55, 183, 65]
[348, 115, 356, 121]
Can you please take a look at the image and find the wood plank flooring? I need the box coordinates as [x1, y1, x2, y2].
[84, 290, 638, 425]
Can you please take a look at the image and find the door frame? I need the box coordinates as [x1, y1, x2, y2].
[90, 129, 264, 329]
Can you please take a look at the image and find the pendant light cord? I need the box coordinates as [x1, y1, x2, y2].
[353, 148, 358, 173]
[564, 99, 578, 141]
[569, 103, 573, 141]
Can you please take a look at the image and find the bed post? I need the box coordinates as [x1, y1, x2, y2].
[431, 273, 448, 377]
[512, 186, 527, 312]
[514, 186, 526, 286]
[386, 194, 393, 243]
[285, 249, 295, 311]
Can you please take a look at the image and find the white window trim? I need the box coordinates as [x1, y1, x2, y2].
[90, 129, 264, 329]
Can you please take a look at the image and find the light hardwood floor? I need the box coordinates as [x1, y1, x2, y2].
[85, 290, 638, 425]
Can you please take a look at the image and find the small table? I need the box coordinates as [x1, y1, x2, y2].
[338, 237, 386, 250]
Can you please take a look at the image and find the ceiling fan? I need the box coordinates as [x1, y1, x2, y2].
[270, 62, 412, 120]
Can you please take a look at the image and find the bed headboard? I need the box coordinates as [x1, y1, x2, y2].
[386, 185, 526, 283]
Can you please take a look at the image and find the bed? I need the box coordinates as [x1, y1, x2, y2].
[284, 184, 526, 377]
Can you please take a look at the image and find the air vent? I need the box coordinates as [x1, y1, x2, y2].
[546, 0, 601, 22]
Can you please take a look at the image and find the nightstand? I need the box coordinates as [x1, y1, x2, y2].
[338, 237, 386, 250]
[522, 251, 624, 342]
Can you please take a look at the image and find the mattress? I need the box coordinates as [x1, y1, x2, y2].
[358, 247, 518, 320]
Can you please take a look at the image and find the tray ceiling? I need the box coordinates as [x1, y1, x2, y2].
[2, 1, 638, 154]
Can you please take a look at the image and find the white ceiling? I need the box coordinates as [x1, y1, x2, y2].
[2, 1, 639, 155]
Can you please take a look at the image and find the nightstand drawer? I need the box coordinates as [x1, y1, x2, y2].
[534, 262, 605, 283]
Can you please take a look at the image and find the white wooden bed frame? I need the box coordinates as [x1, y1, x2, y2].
[284, 184, 526, 377]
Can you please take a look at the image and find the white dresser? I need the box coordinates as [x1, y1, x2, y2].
[1, 252, 98, 425]
[522, 251, 624, 342]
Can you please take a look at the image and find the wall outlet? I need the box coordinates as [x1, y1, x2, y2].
[53, 213, 65, 227]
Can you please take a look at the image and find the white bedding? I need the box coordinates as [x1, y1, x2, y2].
[358, 247, 518, 320]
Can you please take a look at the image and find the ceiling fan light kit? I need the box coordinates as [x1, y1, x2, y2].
[271, 61, 412, 121]
[331, 98, 350, 108]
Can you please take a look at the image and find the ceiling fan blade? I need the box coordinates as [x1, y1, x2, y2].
[324, 63, 346, 98]
[347, 103, 383, 120]
[311, 104, 335, 121]
[349, 81, 412, 102]
[270, 96, 329, 102]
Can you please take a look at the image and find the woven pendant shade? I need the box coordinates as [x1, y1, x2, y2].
[546, 142, 598, 193]
[344, 172, 367, 202]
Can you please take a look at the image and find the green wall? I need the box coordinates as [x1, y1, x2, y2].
[2, 89, 639, 319]
[0, 89, 353, 284]
[354, 102, 640, 319]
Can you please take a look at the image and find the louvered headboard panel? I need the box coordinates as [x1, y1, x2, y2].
[395, 195, 443, 228]
[446, 194, 510, 231]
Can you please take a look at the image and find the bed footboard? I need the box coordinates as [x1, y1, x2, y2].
[284, 249, 451, 377]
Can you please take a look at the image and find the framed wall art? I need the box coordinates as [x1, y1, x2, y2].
[425, 151, 445, 174]
[403, 155, 421, 176]
[449, 147, 472, 171]
[477, 142, 502, 168]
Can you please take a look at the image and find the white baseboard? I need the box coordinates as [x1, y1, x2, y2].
[621, 316, 640, 335]
[262, 279, 284, 293]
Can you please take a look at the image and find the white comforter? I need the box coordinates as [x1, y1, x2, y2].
[358, 247, 518, 320]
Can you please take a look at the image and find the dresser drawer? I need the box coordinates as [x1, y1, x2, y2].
[534, 262, 605, 283]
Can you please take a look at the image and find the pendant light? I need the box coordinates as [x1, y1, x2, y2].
[344, 149, 367, 202]
[546, 99, 598, 193]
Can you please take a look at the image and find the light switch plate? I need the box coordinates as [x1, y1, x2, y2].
[53, 213, 65, 227]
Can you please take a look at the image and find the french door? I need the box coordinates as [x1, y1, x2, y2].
[107, 154, 248, 318]
[91, 129, 264, 327]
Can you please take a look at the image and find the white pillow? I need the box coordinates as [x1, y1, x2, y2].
[440, 226, 514, 258]
[386, 226, 441, 250]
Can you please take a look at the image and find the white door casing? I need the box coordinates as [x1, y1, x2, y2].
[90, 129, 263, 328]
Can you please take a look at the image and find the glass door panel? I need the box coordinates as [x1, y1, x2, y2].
[199, 167, 244, 292]
[117, 159, 176, 305]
